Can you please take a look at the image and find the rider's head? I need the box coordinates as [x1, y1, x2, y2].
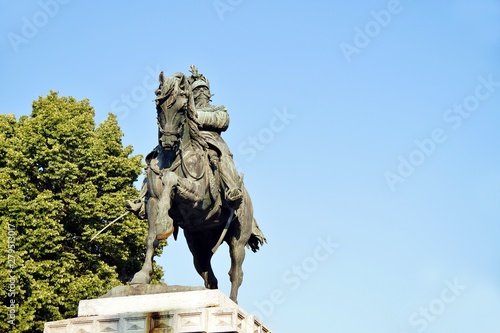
[192, 83, 211, 107]
[189, 65, 213, 107]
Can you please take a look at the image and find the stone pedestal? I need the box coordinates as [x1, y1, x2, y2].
[44, 287, 273, 333]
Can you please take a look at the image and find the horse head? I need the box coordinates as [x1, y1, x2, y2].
[154, 71, 189, 151]
[154, 71, 207, 152]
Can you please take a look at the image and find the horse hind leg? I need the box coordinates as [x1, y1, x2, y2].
[196, 253, 218, 289]
[201, 269, 218, 290]
[185, 230, 218, 289]
[227, 190, 254, 303]
[227, 235, 245, 304]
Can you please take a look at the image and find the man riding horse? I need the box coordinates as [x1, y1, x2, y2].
[126, 65, 243, 217]
[126, 69, 265, 302]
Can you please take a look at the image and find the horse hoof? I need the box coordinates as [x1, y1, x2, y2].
[130, 271, 151, 284]
[156, 225, 175, 240]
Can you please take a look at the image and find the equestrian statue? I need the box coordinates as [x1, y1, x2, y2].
[126, 66, 266, 303]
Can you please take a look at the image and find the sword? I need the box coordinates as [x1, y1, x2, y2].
[90, 211, 130, 241]
[212, 208, 235, 253]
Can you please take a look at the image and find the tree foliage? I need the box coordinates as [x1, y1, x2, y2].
[0, 92, 163, 333]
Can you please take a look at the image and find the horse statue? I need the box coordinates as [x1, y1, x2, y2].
[129, 70, 266, 303]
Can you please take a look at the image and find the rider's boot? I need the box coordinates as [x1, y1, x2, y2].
[219, 154, 243, 210]
[226, 187, 243, 209]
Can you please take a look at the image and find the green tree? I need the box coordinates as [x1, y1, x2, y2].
[0, 92, 163, 333]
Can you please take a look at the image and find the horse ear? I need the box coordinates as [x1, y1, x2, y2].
[181, 75, 188, 90]
[159, 71, 164, 83]
[176, 73, 188, 91]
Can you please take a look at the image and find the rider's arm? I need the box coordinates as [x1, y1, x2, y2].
[197, 106, 230, 132]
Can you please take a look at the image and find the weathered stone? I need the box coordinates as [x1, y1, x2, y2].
[101, 284, 206, 298]
[44, 290, 273, 333]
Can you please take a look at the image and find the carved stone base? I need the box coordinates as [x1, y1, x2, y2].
[44, 288, 273, 333]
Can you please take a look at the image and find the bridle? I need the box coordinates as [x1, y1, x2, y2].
[155, 77, 187, 142]
[157, 117, 184, 137]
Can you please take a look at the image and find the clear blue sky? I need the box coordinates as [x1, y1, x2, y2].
[1, 1, 500, 332]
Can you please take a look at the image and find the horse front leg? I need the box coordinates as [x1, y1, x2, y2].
[228, 233, 246, 304]
[156, 171, 177, 240]
[131, 197, 160, 284]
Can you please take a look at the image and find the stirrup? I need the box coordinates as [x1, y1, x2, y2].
[226, 188, 243, 209]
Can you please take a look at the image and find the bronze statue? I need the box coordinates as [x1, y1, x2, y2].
[127, 67, 266, 303]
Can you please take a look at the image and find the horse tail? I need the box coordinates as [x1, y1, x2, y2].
[246, 218, 267, 253]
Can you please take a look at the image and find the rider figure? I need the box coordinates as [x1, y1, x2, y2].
[126, 66, 243, 217]
[188, 65, 243, 210]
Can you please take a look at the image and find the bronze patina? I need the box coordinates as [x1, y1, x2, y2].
[127, 67, 266, 303]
